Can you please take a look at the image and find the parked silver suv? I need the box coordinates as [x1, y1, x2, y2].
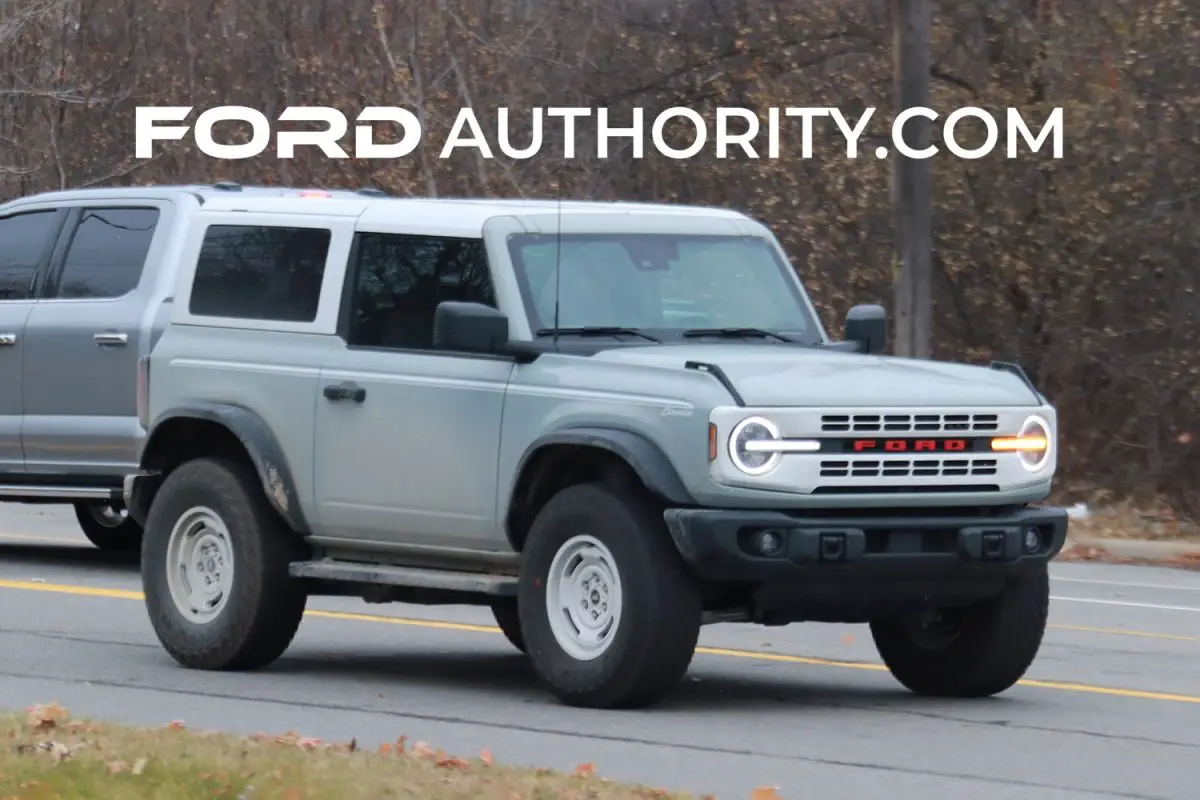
[0, 183, 382, 551]
[127, 193, 1067, 709]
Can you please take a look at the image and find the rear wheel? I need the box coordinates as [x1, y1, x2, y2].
[74, 502, 143, 555]
[870, 565, 1050, 697]
[141, 457, 309, 671]
[518, 481, 702, 709]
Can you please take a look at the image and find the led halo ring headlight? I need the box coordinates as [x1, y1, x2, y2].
[1016, 414, 1052, 472]
[728, 416, 782, 475]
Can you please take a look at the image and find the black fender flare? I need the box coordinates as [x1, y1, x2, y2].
[139, 402, 310, 534]
[509, 426, 695, 514]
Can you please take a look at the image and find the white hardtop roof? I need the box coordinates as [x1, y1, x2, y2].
[195, 195, 753, 237]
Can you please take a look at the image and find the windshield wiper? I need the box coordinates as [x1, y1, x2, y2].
[536, 326, 661, 343]
[682, 327, 796, 343]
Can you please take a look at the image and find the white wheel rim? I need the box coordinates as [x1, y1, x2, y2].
[164, 506, 234, 624]
[545, 534, 623, 661]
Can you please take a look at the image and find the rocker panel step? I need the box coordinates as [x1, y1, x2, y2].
[288, 559, 517, 597]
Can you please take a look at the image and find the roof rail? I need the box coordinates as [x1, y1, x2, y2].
[212, 181, 242, 191]
[356, 187, 388, 197]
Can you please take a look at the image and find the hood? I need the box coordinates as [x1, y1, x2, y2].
[588, 344, 1040, 407]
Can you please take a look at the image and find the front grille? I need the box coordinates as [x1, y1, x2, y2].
[819, 457, 998, 479]
[820, 412, 999, 433]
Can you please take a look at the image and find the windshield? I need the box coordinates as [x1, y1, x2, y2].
[506, 233, 823, 343]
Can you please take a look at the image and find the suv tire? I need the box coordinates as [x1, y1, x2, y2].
[490, 598, 526, 653]
[141, 456, 309, 671]
[517, 481, 702, 709]
[869, 565, 1050, 697]
[74, 502, 143, 555]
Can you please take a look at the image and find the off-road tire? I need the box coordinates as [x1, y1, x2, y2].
[490, 598, 526, 653]
[141, 456, 309, 671]
[870, 565, 1050, 697]
[74, 502, 143, 555]
[518, 481, 702, 709]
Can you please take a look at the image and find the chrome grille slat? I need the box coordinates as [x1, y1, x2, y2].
[819, 457, 998, 479]
[821, 412, 999, 433]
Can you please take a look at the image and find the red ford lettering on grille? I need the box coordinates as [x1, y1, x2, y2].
[850, 439, 968, 452]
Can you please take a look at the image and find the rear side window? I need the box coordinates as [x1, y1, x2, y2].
[188, 225, 331, 322]
[0, 210, 62, 300]
[53, 207, 160, 299]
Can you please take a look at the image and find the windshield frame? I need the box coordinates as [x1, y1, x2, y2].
[504, 230, 826, 346]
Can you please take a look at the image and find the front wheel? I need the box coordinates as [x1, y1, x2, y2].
[74, 502, 143, 555]
[518, 482, 703, 709]
[490, 598, 526, 653]
[870, 566, 1050, 698]
[141, 457, 309, 671]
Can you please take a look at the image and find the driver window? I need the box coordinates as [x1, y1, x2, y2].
[347, 232, 496, 350]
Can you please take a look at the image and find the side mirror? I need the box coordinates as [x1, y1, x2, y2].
[844, 304, 886, 355]
[433, 301, 510, 355]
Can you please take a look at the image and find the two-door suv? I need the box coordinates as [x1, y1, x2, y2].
[126, 191, 1067, 709]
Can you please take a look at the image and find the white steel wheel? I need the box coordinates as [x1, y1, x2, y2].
[165, 506, 235, 624]
[545, 534, 624, 661]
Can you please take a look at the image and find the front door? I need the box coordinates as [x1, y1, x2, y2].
[313, 229, 513, 551]
[0, 207, 69, 475]
[22, 205, 164, 479]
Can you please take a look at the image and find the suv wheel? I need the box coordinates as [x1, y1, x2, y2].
[869, 565, 1050, 697]
[490, 598, 525, 653]
[74, 502, 143, 555]
[517, 482, 702, 709]
[141, 457, 308, 671]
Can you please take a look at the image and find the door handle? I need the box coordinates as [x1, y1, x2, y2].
[323, 382, 366, 403]
[0, 333, 15, 346]
[94, 332, 128, 346]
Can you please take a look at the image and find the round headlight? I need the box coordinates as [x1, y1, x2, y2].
[1017, 414, 1052, 472]
[728, 416, 782, 475]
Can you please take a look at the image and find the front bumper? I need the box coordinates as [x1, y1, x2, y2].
[664, 505, 1067, 583]
[664, 505, 1067, 622]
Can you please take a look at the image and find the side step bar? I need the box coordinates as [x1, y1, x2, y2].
[0, 485, 119, 500]
[288, 559, 517, 597]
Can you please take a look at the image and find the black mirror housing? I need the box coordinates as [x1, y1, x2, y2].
[844, 304, 886, 355]
[433, 301, 510, 354]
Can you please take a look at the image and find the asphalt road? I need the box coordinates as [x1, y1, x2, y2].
[0, 506, 1196, 800]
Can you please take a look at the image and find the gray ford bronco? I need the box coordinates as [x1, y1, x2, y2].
[127, 193, 1067, 709]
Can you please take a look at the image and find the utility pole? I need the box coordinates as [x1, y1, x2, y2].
[891, 0, 933, 358]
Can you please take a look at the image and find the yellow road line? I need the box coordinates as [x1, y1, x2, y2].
[1049, 623, 1200, 643]
[1, 578, 1198, 705]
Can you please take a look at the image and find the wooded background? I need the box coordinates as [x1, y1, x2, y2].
[0, 0, 1195, 511]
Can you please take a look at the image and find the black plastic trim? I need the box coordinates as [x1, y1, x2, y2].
[989, 360, 1044, 402]
[663, 505, 1068, 583]
[684, 360, 745, 406]
[140, 403, 310, 534]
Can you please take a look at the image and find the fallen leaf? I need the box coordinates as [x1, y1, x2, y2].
[572, 762, 596, 778]
[107, 761, 129, 774]
[296, 737, 324, 751]
[39, 741, 70, 763]
[132, 758, 147, 775]
[411, 741, 435, 760]
[395, 735, 408, 753]
[282, 788, 303, 800]
[377, 743, 393, 757]
[751, 786, 783, 799]
[436, 755, 471, 769]
[166, 721, 185, 730]
[25, 702, 68, 732]
[480, 748, 494, 766]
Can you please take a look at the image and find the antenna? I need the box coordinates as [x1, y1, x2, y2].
[551, 173, 563, 350]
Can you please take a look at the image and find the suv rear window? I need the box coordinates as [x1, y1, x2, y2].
[189, 225, 331, 322]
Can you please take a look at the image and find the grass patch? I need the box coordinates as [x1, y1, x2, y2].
[0, 702, 753, 800]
